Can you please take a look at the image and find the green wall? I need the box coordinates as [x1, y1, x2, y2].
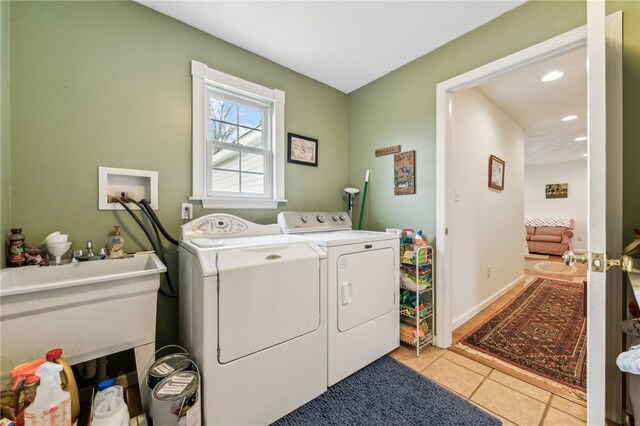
[8, 1, 348, 346]
[1, 1, 10, 269]
[616, 0, 640, 248]
[348, 0, 640, 247]
[5, 0, 640, 349]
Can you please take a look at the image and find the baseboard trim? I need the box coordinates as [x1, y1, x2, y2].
[451, 274, 525, 329]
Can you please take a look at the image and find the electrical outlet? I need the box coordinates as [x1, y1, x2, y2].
[577, 235, 583, 242]
[487, 265, 491, 278]
[107, 192, 136, 203]
[181, 203, 193, 220]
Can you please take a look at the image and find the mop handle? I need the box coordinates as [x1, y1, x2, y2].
[357, 170, 369, 230]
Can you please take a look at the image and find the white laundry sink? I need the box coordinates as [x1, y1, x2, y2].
[0, 254, 166, 377]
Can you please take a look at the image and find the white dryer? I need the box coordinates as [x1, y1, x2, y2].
[179, 214, 327, 425]
[278, 211, 399, 386]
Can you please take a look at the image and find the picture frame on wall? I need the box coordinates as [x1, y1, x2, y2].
[394, 150, 416, 195]
[545, 183, 568, 199]
[488, 155, 505, 190]
[287, 133, 318, 167]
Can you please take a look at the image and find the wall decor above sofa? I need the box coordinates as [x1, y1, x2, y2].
[545, 183, 568, 199]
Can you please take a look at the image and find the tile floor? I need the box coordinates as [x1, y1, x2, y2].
[390, 344, 587, 426]
[390, 257, 589, 425]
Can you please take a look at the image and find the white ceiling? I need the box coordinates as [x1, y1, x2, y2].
[477, 47, 587, 166]
[136, 0, 526, 94]
[137, 0, 583, 166]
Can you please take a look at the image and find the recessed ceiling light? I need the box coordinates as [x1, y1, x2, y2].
[541, 71, 564, 82]
[562, 115, 578, 121]
[575, 136, 588, 141]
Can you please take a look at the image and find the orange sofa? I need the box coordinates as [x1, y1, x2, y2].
[525, 219, 574, 256]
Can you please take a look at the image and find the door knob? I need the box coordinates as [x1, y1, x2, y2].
[563, 250, 634, 273]
[563, 251, 588, 266]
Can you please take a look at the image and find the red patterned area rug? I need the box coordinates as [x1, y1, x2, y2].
[455, 277, 586, 398]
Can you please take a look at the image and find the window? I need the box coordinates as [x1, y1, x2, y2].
[191, 60, 285, 209]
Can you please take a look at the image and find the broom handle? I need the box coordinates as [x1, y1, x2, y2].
[357, 170, 369, 230]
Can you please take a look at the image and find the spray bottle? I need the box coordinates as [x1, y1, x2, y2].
[5, 359, 46, 423]
[44, 349, 79, 424]
[23, 363, 71, 426]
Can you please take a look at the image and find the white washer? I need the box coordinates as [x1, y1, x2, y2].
[278, 211, 399, 386]
[179, 214, 327, 425]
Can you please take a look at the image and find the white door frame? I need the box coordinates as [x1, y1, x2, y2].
[435, 11, 622, 424]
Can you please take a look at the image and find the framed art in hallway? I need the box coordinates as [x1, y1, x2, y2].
[545, 183, 568, 199]
[488, 155, 505, 190]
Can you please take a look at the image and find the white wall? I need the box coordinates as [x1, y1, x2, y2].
[524, 160, 587, 253]
[450, 88, 524, 327]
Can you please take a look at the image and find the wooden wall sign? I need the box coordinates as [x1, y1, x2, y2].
[375, 145, 401, 157]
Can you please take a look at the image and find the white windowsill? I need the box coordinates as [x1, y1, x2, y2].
[191, 197, 287, 209]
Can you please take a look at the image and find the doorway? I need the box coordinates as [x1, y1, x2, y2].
[434, 12, 623, 424]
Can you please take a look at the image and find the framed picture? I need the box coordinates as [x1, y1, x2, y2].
[287, 133, 318, 167]
[488, 155, 505, 190]
[545, 183, 568, 199]
[394, 150, 416, 195]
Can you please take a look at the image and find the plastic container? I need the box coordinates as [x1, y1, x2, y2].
[45, 349, 79, 424]
[91, 381, 128, 426]
[108, 226, 124, 259]
[93, 381, 124, 406]
[7, 229, 25, 267]
[23, 362, 71, 426]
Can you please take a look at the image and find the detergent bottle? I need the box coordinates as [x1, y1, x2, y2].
[23, 362, 71, 426]
[91, 379, 129, 426]
[45, 349, 79, 424]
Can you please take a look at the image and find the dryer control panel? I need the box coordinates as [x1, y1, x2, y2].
[278, 211, 352, 234]
[181, 214, 280, 240]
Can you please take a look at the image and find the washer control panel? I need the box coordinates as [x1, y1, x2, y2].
[278, 212, 352, 233]
[181, 214, 280, 240]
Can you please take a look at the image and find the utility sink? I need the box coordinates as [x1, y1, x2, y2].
[0, 254, 166, 379]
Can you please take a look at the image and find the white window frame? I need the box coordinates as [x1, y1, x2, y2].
[191, 60, 286, 209]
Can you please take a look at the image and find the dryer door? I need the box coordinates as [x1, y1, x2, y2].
[337, 248, 395, 332]
[217, 242, 321, 363]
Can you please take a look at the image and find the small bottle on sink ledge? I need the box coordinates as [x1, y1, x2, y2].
[108, 226, 124, 258]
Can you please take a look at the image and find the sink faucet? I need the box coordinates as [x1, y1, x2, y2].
[86, 240, 94, 257]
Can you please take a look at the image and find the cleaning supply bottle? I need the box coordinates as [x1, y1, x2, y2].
[108, 226, 124, 259]
[91, 379, 128, 426]
[7, 229, 25, 267]
[45, 349, 79, 425]
[23, 363, 71, 426]
[7, 359, 46, 420]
